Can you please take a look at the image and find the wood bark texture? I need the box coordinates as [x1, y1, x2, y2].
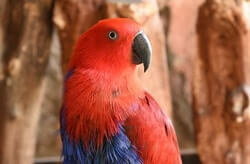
[54, 0, 172, 115]
[0, 0, 54, 164]
[193, 0, 250, 164]
[166, 0, 205, 149]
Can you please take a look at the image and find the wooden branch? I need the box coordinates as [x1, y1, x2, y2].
[0, 0, 54, 163]
[193, 1, 250, 163]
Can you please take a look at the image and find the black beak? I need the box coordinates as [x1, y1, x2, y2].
[132, 31, 152, 72]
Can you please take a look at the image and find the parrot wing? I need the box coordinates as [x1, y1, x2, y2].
[124, 92, 182, 164]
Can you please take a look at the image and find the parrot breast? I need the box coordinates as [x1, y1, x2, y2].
[61, 69, 143, 164]
[61, 107, 142, 164]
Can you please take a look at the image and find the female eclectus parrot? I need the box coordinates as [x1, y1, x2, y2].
[60, 18, 182, 164]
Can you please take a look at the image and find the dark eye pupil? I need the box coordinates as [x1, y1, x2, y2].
[110, 32, 115, 38]
[108, 31, 117, 40]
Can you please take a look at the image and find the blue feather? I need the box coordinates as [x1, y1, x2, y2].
[65, 69, 74, 81]
[61, 109, 142, 164]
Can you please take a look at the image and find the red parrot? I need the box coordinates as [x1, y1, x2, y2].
[60, 18, 182, 164]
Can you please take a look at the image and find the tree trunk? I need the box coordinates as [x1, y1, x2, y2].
[166, 0, 205, 149]
[54, 0, 172, 115]
[193, 0, 250, 163]
[0, 1, 54, 164]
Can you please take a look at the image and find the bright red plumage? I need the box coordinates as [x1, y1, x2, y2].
[125, 92, 182, 163]
[64, 68, 143, 146]
[62, 18, 182, 164]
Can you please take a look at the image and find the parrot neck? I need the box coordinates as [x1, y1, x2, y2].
[64, 68, 143, 147]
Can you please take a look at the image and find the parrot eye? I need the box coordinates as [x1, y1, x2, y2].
[108, 31, 118, 40]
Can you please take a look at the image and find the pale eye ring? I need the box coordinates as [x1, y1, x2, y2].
[108, 31, 118, 40]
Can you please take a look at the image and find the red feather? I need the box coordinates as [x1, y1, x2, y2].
[125, 92, 182, 164]
[64, 68, 144, 147]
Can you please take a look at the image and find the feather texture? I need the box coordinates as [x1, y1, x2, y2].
[124, 92, 182, 164]
[61, 107, 142, 164]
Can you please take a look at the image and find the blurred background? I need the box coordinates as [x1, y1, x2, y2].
[0, 0, 250, 164]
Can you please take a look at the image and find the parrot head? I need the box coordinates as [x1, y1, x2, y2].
[69, 18, 152, 73]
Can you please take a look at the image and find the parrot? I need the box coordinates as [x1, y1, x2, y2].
[60, 18, 182, 164]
